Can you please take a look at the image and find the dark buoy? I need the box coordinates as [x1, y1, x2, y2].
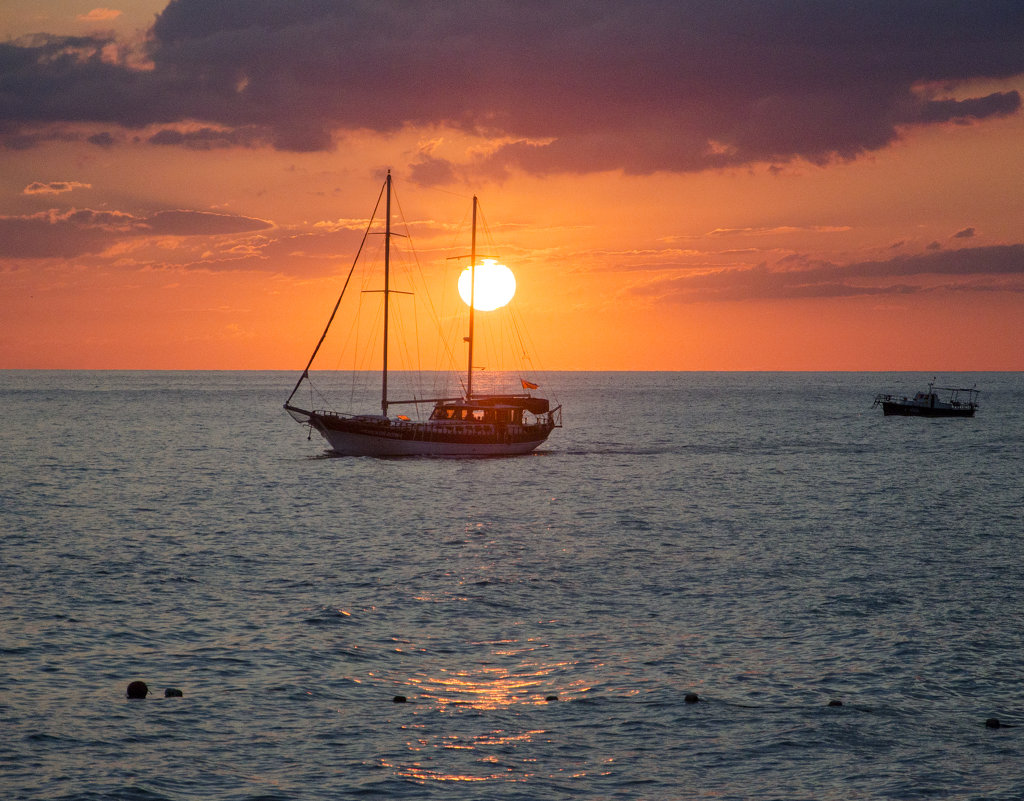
[126, 681, 149, 699]
[684, 692, 700, 704]
[393, 695, 407, 703]
[827, 700, 843, 707]
[985, 718, 1014, 728]
[545, 695, 558, 702]
[164, 688, 183, 697]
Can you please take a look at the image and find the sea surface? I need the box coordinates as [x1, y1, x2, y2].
[2, 371, 1022, 801]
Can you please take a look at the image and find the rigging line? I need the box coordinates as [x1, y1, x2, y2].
[394, 185, 463, 395]
[510, 304, 537, 372]
[507, 301, 528, 359]
[475, 203, 493, 249]
[392, 247, 424, 387]
[435, 202, 474, 398]
[388, 187, 430, 402]
[418, 183, 474, 202]
[351, 230, 388, 375]
[440, 281, 468, 395]
[336, 290, 383, 412]
[323, 224, 386, 409]
[510, 300, 558, 404]
[471, 200, 516, 374]
[286, 178, 387, 406]
[347, 286, 370, 409]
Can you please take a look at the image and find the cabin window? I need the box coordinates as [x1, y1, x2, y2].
[472, 409, 485, 422]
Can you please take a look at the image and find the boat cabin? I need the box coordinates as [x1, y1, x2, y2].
[430, 395, 550, 425]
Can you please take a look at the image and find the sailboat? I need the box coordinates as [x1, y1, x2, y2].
[284, 172, 561, 456]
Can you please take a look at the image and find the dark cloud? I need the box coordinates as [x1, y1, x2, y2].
[953, 227, 976, 238]
[0, 211, 114, 258]
[140, 210, 273, 236]
[87, 131, 116, 147]
[2, 1, 1022, 175]
[635, 244, 1024, 301]
[0, 208, 272, 258]
[790, 245, 1024, 280]
[409, 154, 458, 187]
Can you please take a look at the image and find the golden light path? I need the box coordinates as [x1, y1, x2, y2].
[457, 260, 516, 311]
[375, 637, 596, 785]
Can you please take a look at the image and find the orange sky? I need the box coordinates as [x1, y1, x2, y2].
[2, 2, 1023, 370]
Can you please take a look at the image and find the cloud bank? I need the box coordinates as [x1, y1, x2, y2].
[635, 244, 1024, 301]
[0, 208, 272, 258]
[1, 1, 1022, 176]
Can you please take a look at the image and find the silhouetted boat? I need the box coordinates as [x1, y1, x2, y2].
[284, 173, 561, 456]
[873, 381, 979, 417]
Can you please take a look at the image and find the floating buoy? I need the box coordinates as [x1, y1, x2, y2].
[985, 718, 1014, 729]
[827, 700, 843, 707]
[164, 688, 183, 697]
[684, 692, 700, 704]
[393, 695, 407, 703]
[545, 695, 558, 702]
[126, 681, 148, 699]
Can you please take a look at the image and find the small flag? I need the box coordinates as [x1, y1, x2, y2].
[521, 378, 539, 390]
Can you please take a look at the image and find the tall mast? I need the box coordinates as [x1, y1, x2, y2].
[467, 195, 477, 400]
[381, 171, 391, 416]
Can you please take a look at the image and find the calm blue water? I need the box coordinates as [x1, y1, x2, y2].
[2, 371, 1022, 800]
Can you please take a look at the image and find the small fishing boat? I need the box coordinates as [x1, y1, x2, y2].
[872, 381, 979, 417]
[284, 173, 561, 456]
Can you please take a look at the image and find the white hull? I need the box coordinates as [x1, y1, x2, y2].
[316, 426, 548, 457]
[288, 400, 558, 457]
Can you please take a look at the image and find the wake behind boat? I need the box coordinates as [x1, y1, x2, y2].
[284, 173, 561, 456]
[873, 380, 979, 417]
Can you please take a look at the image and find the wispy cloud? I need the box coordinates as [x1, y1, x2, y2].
[24, 181, 92, 195]
[704, 226, 852, 238]
[77, 8, 123, 22]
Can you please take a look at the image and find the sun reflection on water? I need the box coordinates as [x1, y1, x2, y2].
[408, 662, 563, 709]
[377, 638, 593, 785]
[382, 728, 547, 784]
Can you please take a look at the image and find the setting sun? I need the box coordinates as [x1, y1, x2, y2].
[457, 259, 516, 311]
